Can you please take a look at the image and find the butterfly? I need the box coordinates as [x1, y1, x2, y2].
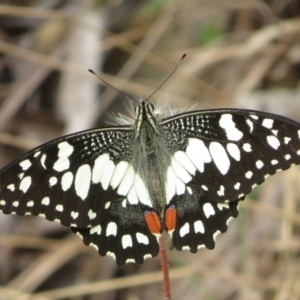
[0, 100, 300, 266]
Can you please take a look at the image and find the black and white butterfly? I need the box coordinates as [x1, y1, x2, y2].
[1, 101, 300, 266]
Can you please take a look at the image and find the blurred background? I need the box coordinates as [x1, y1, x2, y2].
[0, 0, 300, 299]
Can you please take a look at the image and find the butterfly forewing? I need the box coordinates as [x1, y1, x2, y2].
[160, 109, 300, 252]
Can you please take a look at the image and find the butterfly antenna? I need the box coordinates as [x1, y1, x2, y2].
[145, 53, 186, 102]
[88, 69, 140, 104]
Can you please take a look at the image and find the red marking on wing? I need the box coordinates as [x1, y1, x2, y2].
[165, 206, 176, 232]
[145, 211, 161, 234]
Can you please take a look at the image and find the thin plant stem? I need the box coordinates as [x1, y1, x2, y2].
[159, 234, 172, 300]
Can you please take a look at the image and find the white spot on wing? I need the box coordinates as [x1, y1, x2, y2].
[243, 143, 252, 152]
[56, 204, 63, 212]
[209, 142, 230, 175]
[217, 185, 225, 196]
[227, 143, 241, 161]
[246, 119, 254, 133]
[76, 232, 83, 239]
[144, 254, 152, 260]
[0, 200, 6, 205]
[176, 177, 185, 196]
[284, 137, 291, 144]
[203, 203, 215, 218]
[49, 176, 58, 186]
[90, 225, 101, 235]
[136, 232, 149, 245]
[61, 171, 73, 191]
[217, 203, 229, 210]
[88, 209, 96, 220]
[100, 160, 115, 190]
[201, 185, 208, 191]
[267, 136, 280, 149]
[53, 141, 74, 172]
[117, 164, 135, 196]
[285, 154, 291, 160]
[226, 217, 234, 225]
[19, 176, 32, 193]
[106, 251, 116, 260]
[262, 118, 274, 129]
[106, 222, 117, 236]
[19, 159, 31, 170]
[171, 157, 192, 183]
[234, 182, 240, 190]
[27, 201, 34, 207]
[213, 230, 221, 241]
[75, 164, 91, 200]
[174, 151, 196, 175]
[41, 197, 50, 205]
[40, 154, 47, 169]
[134, 174, 152, 207]
[256, 160, 264, 169]
[7, 184, 15, 191]
[127, 187, 138, 204]
[143, 254, 152, 260]
[71, 211, 79, 219]
[12, 201, 19, 207]
[92, 153, 110, 183]
[110, 161, 129, 189]
[186, 138, 211, 173]
[245, 171, 253, 179]
[34, 151, 41, 158]
[179, 222, 190, 237]
[219, 114, 243, 141]
[122, 235, 133, 249]
[89, 243, 99, 250]
[194, 220, 204, 233]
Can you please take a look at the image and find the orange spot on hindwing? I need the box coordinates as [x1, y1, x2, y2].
[144, 211, 161, 234]
[165, 205, 177, 232]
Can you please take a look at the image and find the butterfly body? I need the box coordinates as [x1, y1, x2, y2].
[1, 101, 300, 265]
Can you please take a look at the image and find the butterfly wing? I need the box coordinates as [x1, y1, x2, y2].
[0, 127, 159, 266]
[160, 109, 300, 251]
